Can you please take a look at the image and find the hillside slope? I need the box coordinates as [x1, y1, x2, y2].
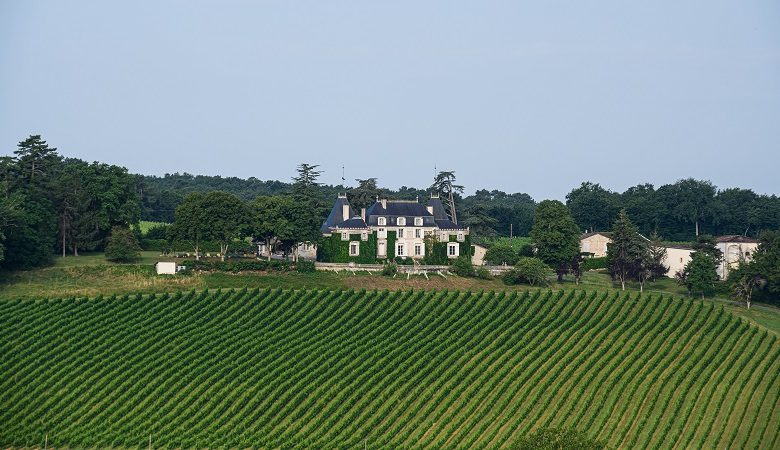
[1, 289, 778, 448]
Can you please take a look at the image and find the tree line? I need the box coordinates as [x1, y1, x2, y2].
[0, 136, 140, 270]
[566, 180, 780, 241]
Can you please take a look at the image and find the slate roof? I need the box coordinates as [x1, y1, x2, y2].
[581, 232, 613, 239]
[320, 196, 356, 232]
[338, 217, 369, 229]
[323, 195, 468, 232]
[716, 235, 759, 244]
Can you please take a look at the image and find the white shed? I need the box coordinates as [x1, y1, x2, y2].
[155, 261, 178, 275]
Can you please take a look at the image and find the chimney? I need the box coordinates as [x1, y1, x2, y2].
[342, 204, 350, 221]
[381, 198, 387, 209]
[361, 208, 366, 221]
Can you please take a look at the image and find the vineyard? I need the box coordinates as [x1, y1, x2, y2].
[1, 288, 778, 449]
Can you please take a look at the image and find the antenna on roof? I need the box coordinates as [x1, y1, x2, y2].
[341, 165, 345, 182]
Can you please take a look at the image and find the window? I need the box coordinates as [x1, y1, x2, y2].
[349, 242, 360, 256]
[378, 217, 386, 226]
[378, 228, 387, 238]
[414, 244, 422, 256]
[414, 217, 423, 226]
[341, 232, 348, 241]
[361, 231, 368, 241]
[448, 243, 459, 257]
[398, 228, 405, 238]
[397, 244, 405, 256]
[415, 228, 421, 238]
[378, 242, 386, 256]
[457, 232, 465, 242]
[441, 232, 448, 241]
[397, 217, 406, 226]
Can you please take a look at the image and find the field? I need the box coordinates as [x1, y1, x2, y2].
[1, 289, 778, 448]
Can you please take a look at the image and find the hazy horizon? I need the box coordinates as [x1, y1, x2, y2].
[2, 1, 779, 200]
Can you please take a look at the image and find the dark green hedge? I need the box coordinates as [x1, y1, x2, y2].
[581, 256, 607, 271]
[183, 259, 293, 273]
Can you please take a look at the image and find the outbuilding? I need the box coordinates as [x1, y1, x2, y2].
[155, 261, 179, 275]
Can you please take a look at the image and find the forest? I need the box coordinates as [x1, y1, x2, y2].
[3, 134, 780, 271]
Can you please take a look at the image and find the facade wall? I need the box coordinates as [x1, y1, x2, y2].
[663, 247, 694, 278]
[472, 245, 487, 266]
[580, 234, 611, 257]
[717, 242, 758, 280]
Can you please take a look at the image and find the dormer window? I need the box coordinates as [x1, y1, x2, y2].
[397, 217, 406, 226]
[414, 217, 423, 226]
[378, 217, 386, 226]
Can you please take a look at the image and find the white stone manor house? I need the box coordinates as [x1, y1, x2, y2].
[318, 193, 469, 263]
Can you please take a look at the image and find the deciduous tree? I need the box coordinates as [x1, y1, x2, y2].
[530, 200, 580, 281]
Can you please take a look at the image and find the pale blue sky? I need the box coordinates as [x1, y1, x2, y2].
[1, 1, 778, 200]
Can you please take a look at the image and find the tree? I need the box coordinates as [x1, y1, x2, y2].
[691, 234, 723, 265]
[607, 210, 649, 291]
[463, 203, 499, 237]
[484, 244, 519, 265]
[682, 252, 719, 298]
[104, 226, 141, 263]
[347, 178, 381, 211]
[249, 196, 295, 261]
[13, 135, 61, 184]
[530, 200, 581, 281]
[645, 232, 669, 281]
[743, 230, 780, 305]
[671, 178, 717, 237]
[729, 261, 762, 309]
[291, 163, 323, 200]
[565, 181, 620, 233]
[431, 170, 463, 224]
[199, 191, 248, 261]
[172, 193, 210, 260]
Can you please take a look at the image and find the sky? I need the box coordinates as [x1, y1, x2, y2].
[1, 1, 779, 200]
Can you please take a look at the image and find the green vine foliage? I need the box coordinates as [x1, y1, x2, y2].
[317, 232, 378, 263]
[317, 230, 470, 264]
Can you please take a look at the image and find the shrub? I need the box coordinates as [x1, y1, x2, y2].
[502, 269, 521, 285]
[382, 262, 398, 277]
[503, 257, 551, 286]
[518, 243, 535, 257]
[183, 259, 292, 273]
[515, 257, 551, 286]
[451, 255, 476, 277]
[484, 244, 519, 265]
[394, 256, 413, 266]
[476, 267, 492, 280]
[105, 226, 141, 263]
[581, 256, 608, 271]
[296, 260, 316, 273]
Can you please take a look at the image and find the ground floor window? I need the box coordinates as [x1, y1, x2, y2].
[397, 244, 405, 256]
[350, 241, 360, 256]
[414, 244, 422, 256]
[378, 242, 386, 256]
[448, 243, 459, 257]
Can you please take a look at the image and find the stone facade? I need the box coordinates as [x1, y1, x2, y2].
[319, 194, 469, 263]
